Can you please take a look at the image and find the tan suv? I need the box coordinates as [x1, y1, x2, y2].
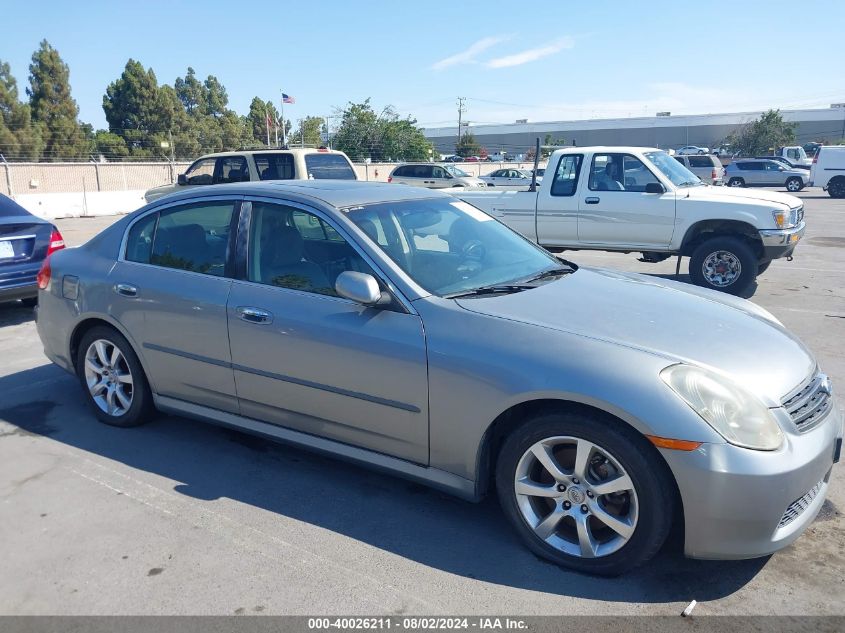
[144, 149, 357, 202]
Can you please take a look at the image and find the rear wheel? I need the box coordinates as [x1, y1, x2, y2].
[495, 412, 674, 576]
[728, 177, 745, 187]
[785, 177, 803, 192]
[689, 236, 757, 295]
[829, 177, 845, 199]
[76, 326, 155, 427]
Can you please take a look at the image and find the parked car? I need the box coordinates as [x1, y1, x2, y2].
[444, 155, 464, 163]
[725, 159, 810, 192]
[463, 156, 481, 162]
[673, 154, 724, 185]
[36, 180, 842, 576]
[754, 156, 810, 171]
[456, 147, 805, 294]
[712, 144, 733, 157]
[777, 146, 812, 167]
[388, 164, 486, 189]
[531, 167, 546, 179]
[803, 142, 823, 158]
[485, 152, 507, 162]
[676, 145, 710, 155]
[144, 148, 357, 203]
[0, 194, 65, 306]
[809, 145, 845, 198]
[480, 168, 536, 187]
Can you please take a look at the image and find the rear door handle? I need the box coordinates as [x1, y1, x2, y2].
[584, 197, 600, 204]
[236, 306, 273, 324]
[114, 283, 138, 297]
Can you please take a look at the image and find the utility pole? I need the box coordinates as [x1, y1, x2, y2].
[456, 97, 466, 153]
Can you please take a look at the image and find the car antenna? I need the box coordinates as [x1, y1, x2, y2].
[529, 137, 540, 192]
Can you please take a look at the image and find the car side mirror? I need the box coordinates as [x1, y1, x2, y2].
[177, 173, 188, 185]
[335, 271, 387, 306]
[645, 182, 665, 194]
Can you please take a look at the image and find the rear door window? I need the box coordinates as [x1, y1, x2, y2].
[215, 156, 248, 183]
[254, 153, 295, 180]
[150, 202, 237, 277]
[303, 154, 357, 180]
[688, 156, 712, 168]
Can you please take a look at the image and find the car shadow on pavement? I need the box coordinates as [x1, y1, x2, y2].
[0, 363, 768, 605]
[0, 303, 36, 327]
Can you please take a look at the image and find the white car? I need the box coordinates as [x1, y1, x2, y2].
[388, 164, 486, 189]
[480, 168, 536, 188]
[676, 145, 710, 155]
[810, 145, 845, 198]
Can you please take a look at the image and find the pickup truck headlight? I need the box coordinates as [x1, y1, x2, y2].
[660, 364, 783, 451]
[772, 208, 798, 229]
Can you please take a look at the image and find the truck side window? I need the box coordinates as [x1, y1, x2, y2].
[550, 154, 583, 197]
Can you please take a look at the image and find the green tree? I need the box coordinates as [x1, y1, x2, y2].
[334, 99, 435, 161]
[0, 60, 42, 160]
[93, 130, 129, 158]
[292, 115, 325, 147]
[456, 131, 480, 157]
[174, 67, 206, 115]
[727, 109, 796, 156]
[246, 97, 287, 146]
[27, 40, 89, 160]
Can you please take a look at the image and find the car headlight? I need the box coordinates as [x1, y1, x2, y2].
[660, 364, 783, 450]
[772, 208, 798, 229]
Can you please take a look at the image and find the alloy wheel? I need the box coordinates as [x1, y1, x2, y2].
[787, 179, 801, 192]
[513, 436, 639, 558]
[84, 339, 134, 417]
[702, 250, 741, 287]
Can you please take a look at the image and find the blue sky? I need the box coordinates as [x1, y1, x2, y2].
[2, 0, 844, 131]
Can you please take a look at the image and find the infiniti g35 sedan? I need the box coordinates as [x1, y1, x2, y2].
[35, 181, 842, 575]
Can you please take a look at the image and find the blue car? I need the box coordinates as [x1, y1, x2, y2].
[0, 194, 65, 306]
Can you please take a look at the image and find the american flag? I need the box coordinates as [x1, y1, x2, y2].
[282, 93, 295, 104]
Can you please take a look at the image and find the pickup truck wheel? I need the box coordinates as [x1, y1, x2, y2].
[495, 412, 674, 576]
[689, 237, 757, 295]
[829, 177, 845, 198]
[728, 178, 745, 187]
[785, 177, 803, 192]
[758, 260, 772, 275]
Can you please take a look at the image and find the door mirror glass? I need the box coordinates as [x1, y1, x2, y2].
[644, 182, 665, 194]
[177, 173, 188, 185]
[335, 271, 382, 305]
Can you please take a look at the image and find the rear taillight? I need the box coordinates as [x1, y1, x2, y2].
[36, 258, 51, 290]
[47, 228, 65, 256]
[712, 168, 718, 180]
[813, 153, 819, 164]
[387, 176, 392, 183]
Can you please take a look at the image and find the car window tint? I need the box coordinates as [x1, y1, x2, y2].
[125, 212, 158, 263]
[432, 166, 446, 179]
[216, 156, 248, 183]
[688, 156, 712, 168]
[303, 154, 357, 180]
[550, 154, 582, 197]
[765, 162, 782, 171]
[253, 153, 295, 180]
[184, 158, 216, 185]
[674, 156, 684, 164]
[248, 202, 375, 296]
[150, 202, 235, 276]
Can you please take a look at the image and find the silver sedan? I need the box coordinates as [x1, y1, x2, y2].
[480, 168, 537, 188]
[35, 181, 842, 575]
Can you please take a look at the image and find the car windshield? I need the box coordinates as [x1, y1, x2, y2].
[346, 198, 564, 297]
[645, 151, 702, 187]
[444, 165, 469, 177]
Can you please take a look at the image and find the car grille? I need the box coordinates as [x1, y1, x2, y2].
[778, 480, 823, 528]
[781, 373, 833, 433]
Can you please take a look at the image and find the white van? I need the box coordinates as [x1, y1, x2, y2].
[810, 146, 845, 198]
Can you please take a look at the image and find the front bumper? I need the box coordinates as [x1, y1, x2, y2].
[759, 221, 805, 260]
[662, 399, 842, 559]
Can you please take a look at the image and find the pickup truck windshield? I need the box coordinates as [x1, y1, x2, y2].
[346, 198, 562, 297]
[444, 165, 470, 177]
[646, 151, 702, 187]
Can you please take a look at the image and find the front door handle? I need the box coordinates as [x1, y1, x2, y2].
[236, 306, 273, 324]
[114, 283, 138, 297]
[584, 197, 600, 204]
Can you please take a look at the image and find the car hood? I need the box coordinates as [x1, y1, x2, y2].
[683, 185, 801, 207]
[456, 268, 814, 405]
[144, 183, 178, 201]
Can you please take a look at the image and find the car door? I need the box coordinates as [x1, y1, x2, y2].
[430, 165, 451, 188]
[577, 153, 676, 248]
[110, 197, 240, 413]
[226, 198, 429, 464]
[535, 153, 583, 246]
[764, 161, 786, 185]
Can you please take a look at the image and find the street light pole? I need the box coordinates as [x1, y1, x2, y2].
[456, 97, 466, 153]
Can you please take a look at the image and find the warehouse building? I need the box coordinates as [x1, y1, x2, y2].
[423, 107, 845, 155]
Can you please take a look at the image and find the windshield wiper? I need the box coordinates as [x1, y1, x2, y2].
[518, 266, 575, 284]
[444, 284, 534, 299]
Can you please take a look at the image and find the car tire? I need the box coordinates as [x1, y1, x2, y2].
[828, 177, 845, 199]
[785, 177, 803, 193]
[728, 177, 745, 187]
[76, 326, 155, 428]
[689, 236, 757, 295]
[757, 260, 772, 275]
[20, 297, 38, 307]
[495, 411, 674, 576]
[697, 150, 705, 155]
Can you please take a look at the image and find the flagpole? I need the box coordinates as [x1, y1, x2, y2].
[281, 92, 287, 147]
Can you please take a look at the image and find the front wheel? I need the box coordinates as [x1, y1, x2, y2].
[785, 177, 803, 192]
[689, 236, 758, 295]
[495, 412, 674, 576]
[728, 177, 745, 187]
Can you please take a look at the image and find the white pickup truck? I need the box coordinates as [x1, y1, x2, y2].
[456, 146, 806, 294]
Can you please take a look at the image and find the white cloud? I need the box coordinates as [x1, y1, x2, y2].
[431, 36, 511, 71]
[486, 37, 574, 69]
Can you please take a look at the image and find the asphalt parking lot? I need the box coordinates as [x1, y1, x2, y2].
[0, 189, 843, 616]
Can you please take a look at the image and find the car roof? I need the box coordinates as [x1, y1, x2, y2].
[556, 146, 662, 154]
[148, 180, 447, 209]
[191, 148, 346, 160]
